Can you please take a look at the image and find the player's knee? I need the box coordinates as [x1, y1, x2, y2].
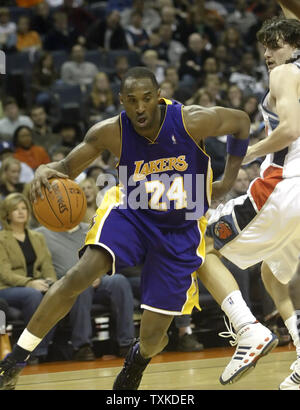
[59, 265, 95, 297]
[140, 330, 168, 357]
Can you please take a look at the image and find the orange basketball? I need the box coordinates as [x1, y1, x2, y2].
[32, 178, 87, 232]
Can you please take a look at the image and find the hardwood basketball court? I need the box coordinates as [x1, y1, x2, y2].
[15, 344, 295, 390]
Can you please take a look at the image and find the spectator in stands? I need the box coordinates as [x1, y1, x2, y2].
[243, 159, 263, 183]
[12, 126, 50, 171]
[82, 72, 119, 127]
[242, 94, 262, 134]
[141, 50, 166, 84]
[85, 9, 129, 51]
[0, 157, 31, 200]
[224, 84, 244, 110]
[185, 88, 214, 107]
[159, 5, 181, 39]
[120, 0, 160, 34]
[224, 168, 250, 201]
[31, 51, 59, 112]
[0, 193, 57, 363]
[85, 165, 106, 184]
[79, 178, 99, 224]
[179, 32, 211, 88]
[50, 122, 81, 156]
[214, 44, 233, 81]
[159, 80, 175, 100]
[43, 11, 80, 52]
[0, 7, 17, 53]
[36, 223, 97, 361]
[0, 142, 34, 184]
[61, 44, 98, 90]
[0, 97, 33, 142]
[125, 9, 149, 54]
[58, 0, 95, 36]
[220, 26, 246, 70]
[30, 105, 58, 152]
[157, 23, 186, 68]
[175, 3, 217, 47]
[109, 55, 129, 87]
[174, 315, 204, 352]
[225, 0, 257, 38]
[229, 51, 266, 98]
[30, 1, 54, 38]
[202, 73, 224, 106]
[164, 65, 192, 103]
[16, 15, 42, 53]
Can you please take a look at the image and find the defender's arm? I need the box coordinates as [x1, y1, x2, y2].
[244, 64, 300, 163]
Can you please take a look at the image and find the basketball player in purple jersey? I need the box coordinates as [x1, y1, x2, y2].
[0, 67, 276, 390]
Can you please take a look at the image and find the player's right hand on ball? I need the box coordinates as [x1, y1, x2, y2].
[30, 164, 69, 202]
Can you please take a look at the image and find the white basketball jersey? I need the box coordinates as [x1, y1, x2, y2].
[260, 61, 300, 178]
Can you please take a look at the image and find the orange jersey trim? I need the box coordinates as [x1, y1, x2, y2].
[250, 165, 283, 211]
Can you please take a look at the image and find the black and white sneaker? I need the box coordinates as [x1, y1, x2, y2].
[0, 354, 26, 390]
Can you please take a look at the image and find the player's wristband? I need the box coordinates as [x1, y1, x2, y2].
[226, 134, 249, 157]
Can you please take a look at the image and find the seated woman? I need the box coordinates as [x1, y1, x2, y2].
[31, 51, 59, 113]
[16, 15, 42, 53]
[82, 72, 119, 127]
[0, 193, 57, 363]
[0, 157, 30, 200]
[12, 126, 50, 171]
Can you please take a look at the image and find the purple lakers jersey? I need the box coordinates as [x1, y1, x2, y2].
[117, 98, 212, 228]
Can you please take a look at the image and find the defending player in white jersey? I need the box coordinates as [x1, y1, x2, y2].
[206, 8, 300, 389]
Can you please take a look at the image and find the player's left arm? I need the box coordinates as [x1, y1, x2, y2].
[183, 105, 251, 199]
[244, 64, 300, 163]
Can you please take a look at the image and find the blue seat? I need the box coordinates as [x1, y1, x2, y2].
[50, 50, 68, 72]
[51, 82, 82, 105]
[85, 49, 109, 69]
[6, 52, 32, 75]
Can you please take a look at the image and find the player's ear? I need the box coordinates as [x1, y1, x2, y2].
[157, 88, 161, 99]
[119, 93, 123, 105]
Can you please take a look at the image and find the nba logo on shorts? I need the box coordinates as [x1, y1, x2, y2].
[0, 50, 6, 75]
[0, 310, 6, 334]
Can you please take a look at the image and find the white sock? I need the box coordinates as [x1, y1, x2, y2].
[18, 328, 42, 352]
[221, 290, 256, 332]
[285, 312, 300, 358]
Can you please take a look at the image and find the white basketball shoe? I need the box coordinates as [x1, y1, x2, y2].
[219, 319, 278, 385]
[279, 359, 300, 390]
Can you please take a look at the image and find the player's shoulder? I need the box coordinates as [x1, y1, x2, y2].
[182, 104, 213, 120]
[91, 114, 120, 132]
[84, 114, 120, 147]
[270, 63, 300, 80]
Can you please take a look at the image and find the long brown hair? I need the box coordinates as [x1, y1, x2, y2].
[0, 192, 31, 230]
[91, 72, 114, 107]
